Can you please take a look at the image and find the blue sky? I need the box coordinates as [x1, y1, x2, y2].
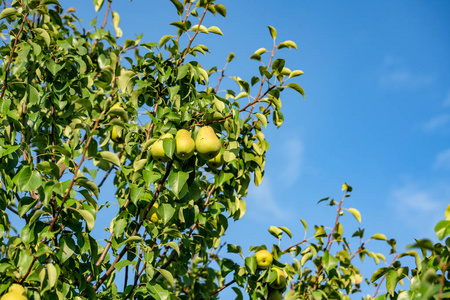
[63, 0, 450, 298]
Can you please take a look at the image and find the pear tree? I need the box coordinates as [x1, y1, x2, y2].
[0, 1, 449, 300]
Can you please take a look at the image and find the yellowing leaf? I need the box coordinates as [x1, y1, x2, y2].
[347, 208, 361, 223]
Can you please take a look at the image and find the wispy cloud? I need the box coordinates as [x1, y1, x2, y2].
[246, 177, 294, 222]
[389, 183, 449, 239]
[434, 148, 450, 170]
[379, 55, 433, 90]
[280, 138, 304, 186]
[423, 114, 450, 131]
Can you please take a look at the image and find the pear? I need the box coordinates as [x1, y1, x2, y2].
[269, 268, 287, 290]
[151, 133, 173, 162]
[111, 126, 123, 143]
[140, 203, 160, 223]
[207, 152, 224, 169]
[267, 289, 283, 300]
[195, 126, 221, 160]
[175, 129, 195, 160]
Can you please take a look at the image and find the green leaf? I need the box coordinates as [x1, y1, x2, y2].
[41, 0, 61, 5]
[371, 233, 387, 241]
[279, 226, 292, 239]
[169, 0, 184, 16]
[59, 236, 76, 264]
[386, 269, 398, 296]
[300, 219, 308, 234]
[435, 220, 450, 240]
[16, 166, 42, 192]
[162, 241, 180, 256]
[75, 209, 95, 232]
[94, 0, 105, 11]
[159, 35, 173, 48]
[215, 4, 227, 17]
[148, 284, 170, 300]
[155, 268, 174, 286]
[168, 170, 189, 199]
[226, 52, 235, 63]
[347, 208, 361, 223]
[97, 151, 121, 167]
[115, 260, 135, 273]
[254, 113, 267, 129]
[215, 171, 234, 187]
[285, 83, 305, 99]
[33, 28, 51, 47]
[268, 226, 283, 239]
[159, 203, 176, 225]
[75, 177, 99, 198]
[0, 8, 17, 20]
[112, 11, 123, 38]
[267, 26, 277, 40]
[289, 70, 304, 78]
[162, 138, 176, 159]
[322, 251, 339, 273]
[278, 40, 298, 50]
[245, 255, 257, 275]
[18, 197, 37, 218]
[445, 203, 450, 220]
[371, 267, 389, 282]
[300, 252, 312, 266]
[208, 26, 223, 35]
[46, 263, 57, 288]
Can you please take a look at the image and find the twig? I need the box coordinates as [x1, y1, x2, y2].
[207, 279, 236, 298]
[1, 13, 28, 98]
[101, 1, 111, 29]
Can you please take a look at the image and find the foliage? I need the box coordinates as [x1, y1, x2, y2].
[0, 0, 448, 300]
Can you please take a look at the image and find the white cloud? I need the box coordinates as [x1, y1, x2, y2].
[246, 177, 294, 222]
[444, 90, 450, 107]
[389, 183, 449, 238]
[423, 114, 450, 131]
[379, 55, 433, 90]
[280, 139, 304, 186]
[434, 148, 450, 170]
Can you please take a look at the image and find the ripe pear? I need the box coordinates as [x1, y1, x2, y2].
[195, 126, 221, 160]
[151, 133, 173, 162]
[140, 203, 160, 223]
[255, 249, 273, 269]
[207, 152, 224, 169]
[175, 129, 195, 160]
[8, 285, 25, 295]
[111, 126, 123, 143]
[1, 292, 27, 300]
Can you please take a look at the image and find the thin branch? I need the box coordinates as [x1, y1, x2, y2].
[1, 13, 28, 98]
[101, 1, 111, 29]
[208, 279, 236, 298]
[178, 4, 209, 65]
[93, 161, 174, 289]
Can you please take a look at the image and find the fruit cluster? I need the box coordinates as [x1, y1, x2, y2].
[254, 250, 288, 299]
[108, 103, 224, 169]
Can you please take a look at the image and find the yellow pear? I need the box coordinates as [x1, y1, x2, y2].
[140, 203, 160, 223]
[255, 249, 273, 269]
[195, 126, 221, 160]
[8, 285, 24, 295]
[111, 126, 123, 143]
[175, 129, 195, 160]
[207, 152, 224, 169]
[1, 292, 27, 300]
[151, 133, 173, 162]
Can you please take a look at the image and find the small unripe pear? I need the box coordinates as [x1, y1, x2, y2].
[207, 153, 224, 169]
[8, 284, 25, 295]
[109, 102, 128, 121]
[195, 126, 221, 160]
[267, 289, 283, 300]
[151, 133, 173, 162]
[175, 129, 195, 160]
